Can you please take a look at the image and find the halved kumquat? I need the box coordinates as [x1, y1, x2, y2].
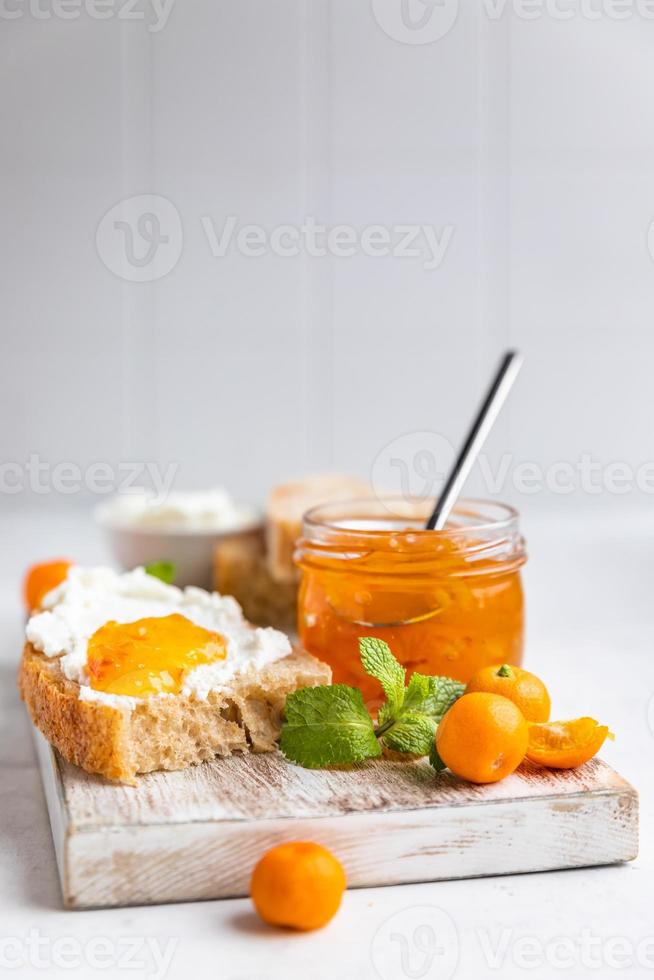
[526, 717, 613, 769]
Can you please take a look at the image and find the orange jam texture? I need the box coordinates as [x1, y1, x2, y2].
[87, 613, 227, 697]
[298, 529, 524, 704]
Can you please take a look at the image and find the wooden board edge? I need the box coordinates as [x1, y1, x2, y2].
[32, 727, 74, 908]
[32, 725, 639, 911]
[62, 783, 639, 910]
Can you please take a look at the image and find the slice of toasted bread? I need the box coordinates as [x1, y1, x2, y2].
[19, 643, 330, 785]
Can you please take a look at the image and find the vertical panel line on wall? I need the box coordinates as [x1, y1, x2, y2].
[477, 11, 512, 426]
[119, 22, 157, 466]
[298, 0, 334, 471]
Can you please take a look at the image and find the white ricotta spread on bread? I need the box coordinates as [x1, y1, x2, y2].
[25, 566, 291, 709]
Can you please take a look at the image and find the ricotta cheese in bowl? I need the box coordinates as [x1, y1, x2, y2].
[99, 488, 259, 532]
[95, 489, 262, 589]
[26, 566, 291, 710]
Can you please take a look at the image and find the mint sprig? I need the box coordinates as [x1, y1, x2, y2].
[280, 638, 464, 769]
[144, 561, 176, 585]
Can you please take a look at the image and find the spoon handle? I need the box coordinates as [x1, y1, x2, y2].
[426, 350, 523, 531]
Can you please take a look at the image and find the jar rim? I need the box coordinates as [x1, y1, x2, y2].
[302, 496, 519, 538]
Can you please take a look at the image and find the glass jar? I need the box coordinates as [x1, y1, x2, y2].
[295, 497, 526, 703]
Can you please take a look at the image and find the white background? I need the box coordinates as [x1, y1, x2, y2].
[2, 2, 654, 979]
[3, 0, 654, 514]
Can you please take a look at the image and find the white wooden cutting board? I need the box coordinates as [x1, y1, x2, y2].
[33, 727, 638, 910]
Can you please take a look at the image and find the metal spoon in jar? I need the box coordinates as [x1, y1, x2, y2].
[426, 350, 524, 531]
[342, 350, 523, 628]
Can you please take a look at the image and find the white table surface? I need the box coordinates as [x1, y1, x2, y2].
[2, 503, 652, 980]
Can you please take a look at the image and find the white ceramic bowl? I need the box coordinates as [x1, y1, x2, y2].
[94, 500, 262, 590]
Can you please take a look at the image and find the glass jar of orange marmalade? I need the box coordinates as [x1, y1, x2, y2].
[296, 498, 526, 704]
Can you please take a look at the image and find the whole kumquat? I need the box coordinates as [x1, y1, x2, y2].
[250, 841, 346, 931]
[23, 560, 72, 612]
[526, 717, 613, 769]
[435, 692, 529, 784]
[466, 663, 551, 723]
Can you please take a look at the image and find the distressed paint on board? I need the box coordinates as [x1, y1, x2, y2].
[33, 728, 638, 910]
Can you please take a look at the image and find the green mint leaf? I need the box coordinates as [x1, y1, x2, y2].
[431, 676, 466, 722]
[403, 673, 465, 722]
[430, 741, 447, 773]
[377, 701, 395, 729]
[144, 561, 176, 585]
[280, 685, 381, 769]
[382, 714, 436, 756]
[378, 673, 465, 759]
[403, 672, 439, 715]
[359, 637, 405, 713]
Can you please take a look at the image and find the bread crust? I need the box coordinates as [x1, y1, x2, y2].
[19, 643, 330, 784]
[19, 644, 133, 781]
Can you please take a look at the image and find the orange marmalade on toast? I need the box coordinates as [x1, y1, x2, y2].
[87, 613, 227, 697]
[296, 498, 526, 705]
